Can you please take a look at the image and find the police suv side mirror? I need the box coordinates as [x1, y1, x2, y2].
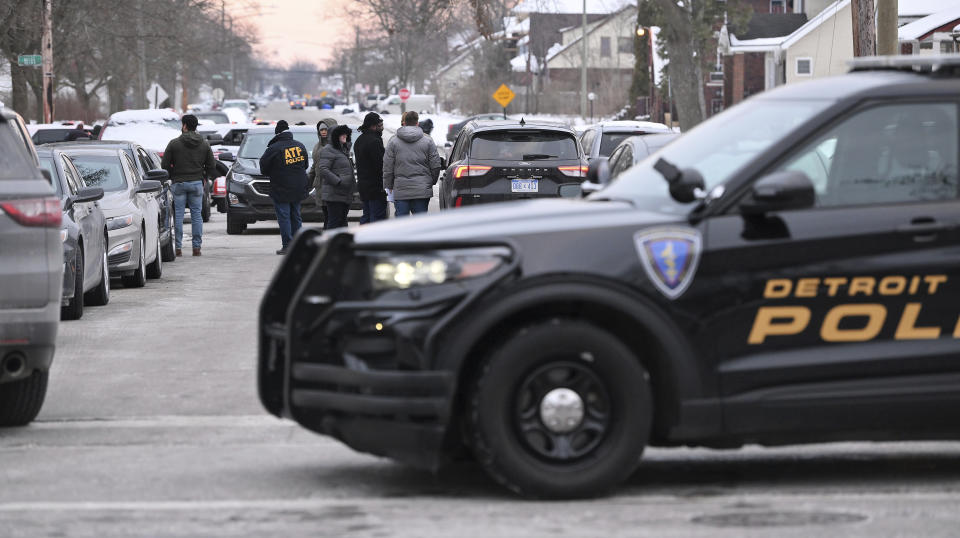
[654, 158, 705, 204]
[741, 170, 815, 215]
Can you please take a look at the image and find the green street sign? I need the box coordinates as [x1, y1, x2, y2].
[18, 54, 42, 67]
[212, 74, 223, 80]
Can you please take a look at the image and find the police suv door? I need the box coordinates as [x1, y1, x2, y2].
[701, 100, 960, 437]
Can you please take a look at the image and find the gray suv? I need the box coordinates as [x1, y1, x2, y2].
[0, 109, 62, 426]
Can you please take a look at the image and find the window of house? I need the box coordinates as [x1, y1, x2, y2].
[796, 57, 812, 76]
[920, 41, 934, 50]
[618, 37, 633, 54]
[600, 37, 611, 58]
[770, 0, 786, 13]
[942, 41, 956, 53]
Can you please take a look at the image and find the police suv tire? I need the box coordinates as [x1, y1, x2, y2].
[146, 231, 162, 279]
[466, 319, 652, 498]
[121, 233, 147, 288]
[84, 247, 110, 306]
[0, 370, 48, 426]
[61, 247, 84, 321]
[226, 213, 246, 235]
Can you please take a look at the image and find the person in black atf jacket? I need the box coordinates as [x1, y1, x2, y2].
[353, 113, 386, 224]
[259, 120, 309, 255]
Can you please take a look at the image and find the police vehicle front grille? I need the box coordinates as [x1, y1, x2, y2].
[250, 180, 270, 196]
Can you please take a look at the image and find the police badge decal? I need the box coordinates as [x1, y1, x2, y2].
[634, 228, 702, 299]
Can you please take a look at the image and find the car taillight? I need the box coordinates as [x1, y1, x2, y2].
[558, 165, 589, 177]
[214, 179, 226, 195]
[0, 197, 61, 227]
[453, 165, 491, 179]
[156, 151, 164, 158]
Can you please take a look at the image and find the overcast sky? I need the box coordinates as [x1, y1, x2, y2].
[235, 0, 352, 67]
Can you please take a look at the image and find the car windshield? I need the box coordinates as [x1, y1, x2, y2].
[38, 157, 62, 196]
[471, 130, 578, 160]
[238, 132, 320, 159]
[69, 155, 128, 192]
[595, 99, 834, 214]
[195, 112, 230, 124]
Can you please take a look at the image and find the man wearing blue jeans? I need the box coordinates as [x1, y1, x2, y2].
[259, 120, 310, 254]
[383, 111, 442, 217]
[162, 114, 216, 256]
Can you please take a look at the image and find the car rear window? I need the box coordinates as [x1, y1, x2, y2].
[69, 155, 128, 192]
[0, 122, 40, 180]
[33, 129, 74, 144]
[470, 130, 578, 160]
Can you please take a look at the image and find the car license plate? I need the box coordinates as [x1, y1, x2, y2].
[511, 179, 538, 193]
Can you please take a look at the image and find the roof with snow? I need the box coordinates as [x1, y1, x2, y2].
[899, 0, 960, 17]
[727, 0, 851, 52]
[735, 13, 808, 40]
[514, 0, 634, 15]
[898, 6, 960, 40]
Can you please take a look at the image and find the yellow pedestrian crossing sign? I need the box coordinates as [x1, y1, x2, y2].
[492, 84, 515, 108]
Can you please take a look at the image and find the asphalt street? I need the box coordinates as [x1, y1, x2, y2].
[2, 104, 960, 536]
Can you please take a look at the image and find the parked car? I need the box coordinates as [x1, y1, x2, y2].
[446, 113, 512, 142]
[289, 98, 306, 110]
[578, 121, 674, 161]
[28, 123, 94, 145]
[220, 125, 325, 234]
[222, 99, 252, 119]
[441, 119, 586, 209]
[605, 133, 681, 181]
[37, 148, 109, 320]
[48, 140, 178, 260]
[378, 94, 436, 115]
[99, 109, 181, 139]
[63, 148, 164, 288]
[0, 108, 61, 426]
[202, 124, 258, 213]
[193, 111, 231, 125]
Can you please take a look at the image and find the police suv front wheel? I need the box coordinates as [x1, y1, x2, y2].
[466, 319, 652, 498]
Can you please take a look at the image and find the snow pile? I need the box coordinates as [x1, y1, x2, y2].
[107, 108, 180, 125]
[99, 123, 181, 152]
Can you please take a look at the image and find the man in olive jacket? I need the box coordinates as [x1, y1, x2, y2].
[161, 114, 217, 256]
[259, 120, 309, 254]
[383, 111, 442, 216]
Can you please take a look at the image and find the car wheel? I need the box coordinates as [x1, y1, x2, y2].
[61, 247, 84, 321]
[217, 197, 227, 213]
[0, 371, 49, 426]
[84, 246, 110, 306]
[226, 212, 246, 235]
[466, 319, 652, 499]
[146, 230, 162, 279]
[160, 231, 176, 263]
[121, 232, 147, 288]
[201, 190, 211, 223]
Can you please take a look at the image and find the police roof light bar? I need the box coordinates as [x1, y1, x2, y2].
[848, 54, 960, 73]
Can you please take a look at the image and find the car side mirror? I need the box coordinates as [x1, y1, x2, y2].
[137, 180, 163, 194]
[558, 184, 583, 198]
[64, 186, 104, 210]
[205, 133, 224, 144]
[741, 170, 815, 215]
[145, 169, 169, 181]
[586, 158, 610, 186]
[654, 158, 705, 204]
[219, 151, 235, 162]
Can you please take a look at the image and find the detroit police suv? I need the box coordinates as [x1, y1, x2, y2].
[259, 56, 960, 498]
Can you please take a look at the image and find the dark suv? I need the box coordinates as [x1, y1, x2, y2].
[221, 126, 325, 235]
[0, 109, 61, 426]
[441, 120, 587, 209]
[259, 56, 960, 499]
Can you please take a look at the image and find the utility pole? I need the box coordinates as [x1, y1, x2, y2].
[851, 0, 877, 57]
[877, 0, 898, 56]
[136, 0, 148, 108]
[580, 0, 587, 119]
[40, 0, 54, 123]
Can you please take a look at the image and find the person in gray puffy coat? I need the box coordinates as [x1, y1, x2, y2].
[315, 124, 355, 229]
[383, 111, 442, 216]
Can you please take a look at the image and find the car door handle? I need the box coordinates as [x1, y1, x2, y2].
[896, 218, 949, 241]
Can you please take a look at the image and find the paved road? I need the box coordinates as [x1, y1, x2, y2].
[2, 108, 960, 536]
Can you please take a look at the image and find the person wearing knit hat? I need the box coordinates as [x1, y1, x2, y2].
[354, 112, 387, 223]
[260, 119, 309, 254]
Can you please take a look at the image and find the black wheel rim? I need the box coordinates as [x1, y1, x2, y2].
[513, 360, 611, 462]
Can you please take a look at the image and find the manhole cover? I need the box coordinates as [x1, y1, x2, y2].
[692, 511, 867, 528]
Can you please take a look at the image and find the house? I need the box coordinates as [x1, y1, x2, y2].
[541, 5, 638, 90]
[899, 6, 960, 54]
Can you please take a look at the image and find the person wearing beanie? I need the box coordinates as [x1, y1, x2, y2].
[161, 113, 217, 256]
[315, 124, 356, 229]
[354, 112, 387, 224]
[383, 110, 442, 216]
[306, 119, 334, 203]
[259, 119, 310, 254]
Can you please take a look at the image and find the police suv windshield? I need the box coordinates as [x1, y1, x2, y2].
[239, 132, 320, 159]
[597, 99, 834, 214]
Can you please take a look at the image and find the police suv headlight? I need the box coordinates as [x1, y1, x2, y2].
[106, 214, 134, 231]
[232, 172, 254, 184]
[367, 247, 510, 290]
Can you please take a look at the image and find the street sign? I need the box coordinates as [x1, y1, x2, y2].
[17, 54, 42, 67]
[399, 88, 411, 102]
[146, 82, 169, 109]
[211, 87, 225, 102]
[493, 84, 515, 108]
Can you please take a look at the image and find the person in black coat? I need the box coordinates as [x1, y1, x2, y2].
[354, 112, 387, 224]
[259, 120, 309, 254]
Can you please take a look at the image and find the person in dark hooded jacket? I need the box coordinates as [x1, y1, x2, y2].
[162, 114, 217, 256]
[259, 120, 309, 254]
[315, 124, 356, 229]
[353, 112, 386, 224]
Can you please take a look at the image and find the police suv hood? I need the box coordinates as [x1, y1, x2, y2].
[352, 199, 680, 245]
